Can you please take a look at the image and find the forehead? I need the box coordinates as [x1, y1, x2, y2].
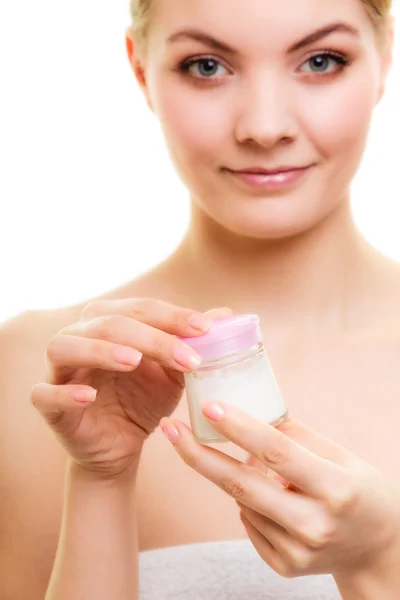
[149, 0, 374, 53]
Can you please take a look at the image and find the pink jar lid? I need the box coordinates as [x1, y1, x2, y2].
[179, 314, 262, 362]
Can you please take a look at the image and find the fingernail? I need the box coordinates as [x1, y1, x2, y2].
[187, 314, 213, 332]
[173, 346, 202, 370]
[201, 401, 225, 421]
[73, 389, 97, 403]
[161, 422, 179, 443]
[113, 347, 142, 366]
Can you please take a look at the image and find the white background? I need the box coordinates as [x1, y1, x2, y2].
[0, 1, 399, 323]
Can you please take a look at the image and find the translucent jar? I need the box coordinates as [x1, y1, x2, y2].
[180, 314, 288, 444]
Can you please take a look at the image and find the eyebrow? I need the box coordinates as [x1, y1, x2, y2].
[167, 21, 360, 55]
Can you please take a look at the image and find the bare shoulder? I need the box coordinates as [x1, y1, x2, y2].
[0, 267, 167, 364]
[0, 306, 82, 388]
[0, 264, 182, 420]
[0, 305, 90, 467]
[0, 270, 190, 596]
[0, 306, 80, 346]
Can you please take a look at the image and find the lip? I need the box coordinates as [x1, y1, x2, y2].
[225, 165, 313, 191]
[234, 165, 309, 175]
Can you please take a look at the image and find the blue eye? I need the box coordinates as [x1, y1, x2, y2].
[178, 51, 350, 82]
[301, 52, 349, 74]
[179, 57, 228, 79]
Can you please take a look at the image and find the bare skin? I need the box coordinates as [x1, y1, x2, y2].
[0, 0, 397, 598]
[2, 203, 400, 598]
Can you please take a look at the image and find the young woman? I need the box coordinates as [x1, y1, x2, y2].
[0, 0, 398, 598]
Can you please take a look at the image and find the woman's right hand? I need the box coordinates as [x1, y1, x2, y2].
[31, 298, 232, 478]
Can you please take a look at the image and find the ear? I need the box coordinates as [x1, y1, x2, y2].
[125, 27, 154, 112]
[376, 14, 395, 104]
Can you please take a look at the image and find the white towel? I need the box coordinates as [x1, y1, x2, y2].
[139, 539, 342, 599]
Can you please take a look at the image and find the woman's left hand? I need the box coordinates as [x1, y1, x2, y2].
[160, 402, 400, 586]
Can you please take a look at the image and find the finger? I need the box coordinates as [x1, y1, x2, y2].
[45, 335, 143, 384]
[160, 417, 318, 534]
[31, 382, 96, 419]
[79, 298, 231, 336]
[238, 502, 314, 571]
[200, 401, 351, 499]
[239, 513, 286, 577]
[246, 421, 352, 488]
[245, 455, 289, 487]
[245, 454, 269, 473]
[276, 418, 354, 467]
[48, 317, 203, 382]
[203, 307, 234, 319]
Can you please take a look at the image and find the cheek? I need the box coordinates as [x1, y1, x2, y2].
[156, 83, 228, 163]
[152, 63, 379, 199]
[303, 71, 378, 167]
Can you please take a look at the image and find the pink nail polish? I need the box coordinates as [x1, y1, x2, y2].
[73, 389, 97, 403]
[187, 315, 213, 332]
[178, 314, 287, 444]
[173, 347, 202, 370]
[161, 423, 179, 443]
[113, 347, 142, 366]
[201, 401, 225, 421]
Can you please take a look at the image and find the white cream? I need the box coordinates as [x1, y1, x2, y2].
[184, 347, 287, 444]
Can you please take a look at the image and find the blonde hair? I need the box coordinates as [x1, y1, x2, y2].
[129, 0, 393, 55]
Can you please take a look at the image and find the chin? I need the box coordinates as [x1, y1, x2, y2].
[207, 199, 329, 241]
[224, 217, 318, 241]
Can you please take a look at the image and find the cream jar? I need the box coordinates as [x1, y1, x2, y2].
[180, 314, 288, 445]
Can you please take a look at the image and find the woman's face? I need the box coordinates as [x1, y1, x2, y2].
[129, 0, 392, 239]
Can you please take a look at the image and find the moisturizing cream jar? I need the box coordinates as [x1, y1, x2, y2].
[180, 314, 288, 444]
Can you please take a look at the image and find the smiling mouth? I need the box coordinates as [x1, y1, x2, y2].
[224, 165, 313, 190]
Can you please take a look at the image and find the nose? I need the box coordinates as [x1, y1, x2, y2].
[235, 75, 298, 148]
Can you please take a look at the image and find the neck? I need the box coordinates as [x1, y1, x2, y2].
[172, 198, 381, 340]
